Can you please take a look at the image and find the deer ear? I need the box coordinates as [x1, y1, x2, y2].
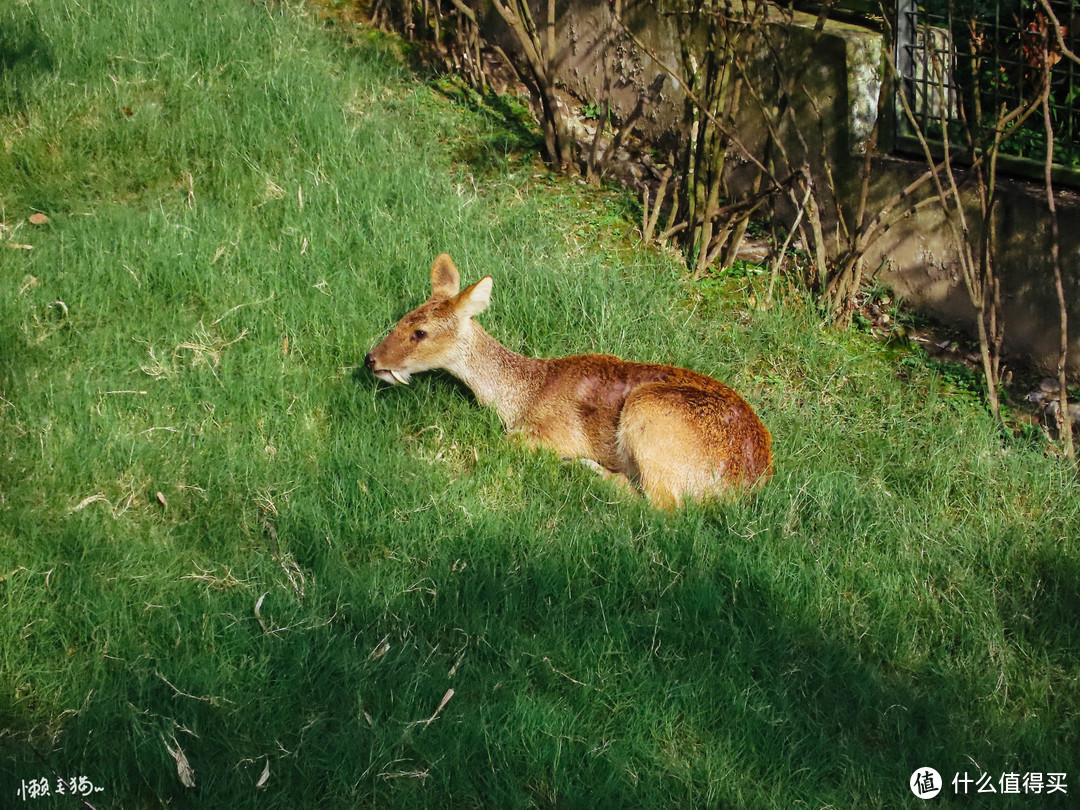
[430, 254, 460, 298]
[455, 276, 492, 319]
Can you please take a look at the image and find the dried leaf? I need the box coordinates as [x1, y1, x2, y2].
[368, 635, 390, 660]
[162, 735, 196, 788]
[156, 491, 168, 508]
[254, 592, 270, 633]
[256, 758, 270, 789]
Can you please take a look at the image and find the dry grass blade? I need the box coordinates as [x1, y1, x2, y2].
[424, 688, 454, 728]
[279, 555, 306, 597]
[256, 758, 270, 789]
[211, 293, 275, 326]
[182, 563, 249, 591]
[448, 650, 466, 677]
[368, 635, 391, 660]
[161, 734, 196, 788]
[157, 672, 233, 707]
[379, 768, 430, 781]
[70, 494, 110, 513]
[255, 592, 270, 633]
[0, 566, 29, 584]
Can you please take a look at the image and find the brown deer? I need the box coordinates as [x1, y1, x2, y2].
[366, 254, 772, 509]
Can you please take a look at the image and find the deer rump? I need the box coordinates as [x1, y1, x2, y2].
[517, 354, 771, 498]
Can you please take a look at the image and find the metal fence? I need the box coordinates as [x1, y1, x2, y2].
[894, 0, 1080, 179]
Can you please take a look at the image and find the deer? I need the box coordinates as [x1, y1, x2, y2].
[365, 254, 773, 510]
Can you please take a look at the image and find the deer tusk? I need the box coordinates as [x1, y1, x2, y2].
[389, 369, 409, 385]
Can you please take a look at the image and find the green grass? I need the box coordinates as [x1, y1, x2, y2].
[2, 1, 1079, 807]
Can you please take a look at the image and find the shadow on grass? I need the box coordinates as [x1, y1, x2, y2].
[2, 382, 1075, 809]
[1002, 546, 1080, 665]
[0, 323, 25, 387]
[1, 490, 1074, 807]
[428, 79, 543, 174]
[0, 10, 54, 109]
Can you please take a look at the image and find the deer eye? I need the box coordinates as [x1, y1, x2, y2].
[412, 329, 427, 341]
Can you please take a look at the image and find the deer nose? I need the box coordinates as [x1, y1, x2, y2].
[364, 353, 376, 371]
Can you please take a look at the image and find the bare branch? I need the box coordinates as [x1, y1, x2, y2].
[1040, 49, 1074, 455]
[611, 9, 779, 188]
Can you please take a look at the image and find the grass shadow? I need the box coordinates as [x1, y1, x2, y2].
[0, 11, 54, 109]
[428, 78, 543, 175]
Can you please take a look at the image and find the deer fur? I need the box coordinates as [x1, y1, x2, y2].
[366, 254, 772, 509]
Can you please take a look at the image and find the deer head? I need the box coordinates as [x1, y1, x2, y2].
[366, 254, 492, 385]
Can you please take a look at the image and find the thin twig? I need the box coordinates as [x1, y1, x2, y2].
[611, 9, 779, 188]
[1040, 54, 1074, 455]
[767, 173, 814, 306]
[157, 672, 234, 706]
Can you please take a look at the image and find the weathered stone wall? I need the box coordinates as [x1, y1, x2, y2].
[865, 159, 1080, 375]
[472, 0, 1080, 374]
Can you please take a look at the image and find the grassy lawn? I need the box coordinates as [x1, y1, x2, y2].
[2, 0, 1078, 806]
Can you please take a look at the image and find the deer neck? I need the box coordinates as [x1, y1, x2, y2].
[445, 321, 546, 428]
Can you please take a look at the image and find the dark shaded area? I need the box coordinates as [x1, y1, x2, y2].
[0, 12, 55, 110]
[7, 447, 1066, 809]
[1003, 547, 1080, 665]
[430, 79, 544, 175]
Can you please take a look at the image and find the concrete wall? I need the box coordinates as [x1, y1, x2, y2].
[866, 158, 1080, 374]
[528, 0, 1080, 375]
